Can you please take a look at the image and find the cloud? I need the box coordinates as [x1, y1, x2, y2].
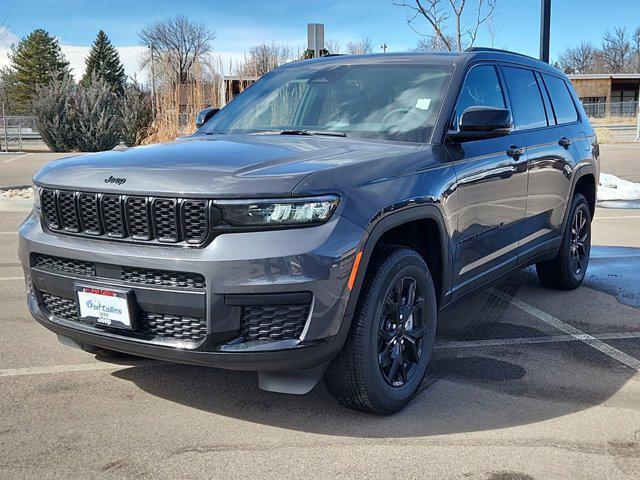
[0, 26, 19, 49]
[0, 30, 246, 83]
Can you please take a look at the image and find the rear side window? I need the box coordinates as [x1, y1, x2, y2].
[502, 66, 547, 131]
[453, 65, 505, 129]
[543, 74, 579, 124]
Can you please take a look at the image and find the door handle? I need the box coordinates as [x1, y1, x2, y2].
[506, 145, 525, 158]
[558, 137, 572, 148]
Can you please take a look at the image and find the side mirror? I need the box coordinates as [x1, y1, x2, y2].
[447, 106, 512, 142]
[195, 107, 220, 128]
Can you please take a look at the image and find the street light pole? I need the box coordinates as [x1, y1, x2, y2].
[540, 0, 551, 63]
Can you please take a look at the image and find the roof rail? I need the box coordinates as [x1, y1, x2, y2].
[464, 47, 539, 61]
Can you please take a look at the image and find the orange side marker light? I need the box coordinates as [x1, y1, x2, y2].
[347, 251, 363, 290]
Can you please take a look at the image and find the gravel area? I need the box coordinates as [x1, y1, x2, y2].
[0, 187, 33, 199]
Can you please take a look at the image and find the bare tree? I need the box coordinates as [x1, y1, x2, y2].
[632, 26, 640, 72]
[325, 40, 341, 55]
[346, 38, 374, 54]
[139, 15, 216, 84]
[558, 41, 599, 74]
[415, 34, 455, 51]
[393, 0, 497, 52]
[600, 27, 632, 73]
[237, 43, 293, 77]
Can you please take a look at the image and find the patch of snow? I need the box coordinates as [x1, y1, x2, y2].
[598, 173, 640, 201]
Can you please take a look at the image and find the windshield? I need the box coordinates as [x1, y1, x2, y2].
[201, 63, 453, 143]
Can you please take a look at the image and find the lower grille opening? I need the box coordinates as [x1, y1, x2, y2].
[33, 254, 206, 290]
[241, 304, 310, 341]
[40, 291, 207, 342]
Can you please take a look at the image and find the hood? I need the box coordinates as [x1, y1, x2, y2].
[33, 134, 418, 198]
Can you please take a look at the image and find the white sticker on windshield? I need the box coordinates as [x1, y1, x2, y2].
[415, 98, 431, 111]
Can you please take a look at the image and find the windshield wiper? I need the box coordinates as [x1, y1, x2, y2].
[279, 129, 347, 138]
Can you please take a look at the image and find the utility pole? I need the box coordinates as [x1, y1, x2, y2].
[539, 0, 551, 63]
[380, 43, 388, 53]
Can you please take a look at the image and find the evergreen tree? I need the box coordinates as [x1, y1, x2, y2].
[81, 30, 126, 94]
[6, 29, 70, 114]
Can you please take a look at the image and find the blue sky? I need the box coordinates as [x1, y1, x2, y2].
[2, 0, 640, 79]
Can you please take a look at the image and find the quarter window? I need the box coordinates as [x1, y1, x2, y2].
[543, 74, 579, 124]
[453, 65, 506, 130]
[502, 66, 548, 131]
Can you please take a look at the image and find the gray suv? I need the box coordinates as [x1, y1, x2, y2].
[19, 48, 598, 414]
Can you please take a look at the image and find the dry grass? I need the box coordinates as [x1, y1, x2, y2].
[595, 127, 614, 144]
[142, 60, 222, 145]
[590, 117, 637, 126]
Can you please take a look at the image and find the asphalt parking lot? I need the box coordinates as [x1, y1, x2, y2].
[1, 148, 640, 479]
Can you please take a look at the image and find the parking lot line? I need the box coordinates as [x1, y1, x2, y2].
[0, 276, 24, 281]
[2, 153, 33, 163]
[0, 360, 163, 378]
[435, 331, 640, 349]
[491, 288, 640, 371]
[0, 232, 17, 235]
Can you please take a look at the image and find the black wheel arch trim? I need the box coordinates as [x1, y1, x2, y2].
[561, 164, 597, 234]
[345, 204, 452, 317]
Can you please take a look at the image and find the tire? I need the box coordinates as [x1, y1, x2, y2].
[536, 193, 592, 290]
[324, 246, 437, 415]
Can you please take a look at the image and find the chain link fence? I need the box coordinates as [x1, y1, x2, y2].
[581, 101, 640, 143]
[0, 113, 44, 151]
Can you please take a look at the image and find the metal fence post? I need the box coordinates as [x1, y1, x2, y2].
[636, 104, 640, 141]
[1, 102, 7, 152]
[18, 125, 23, 150]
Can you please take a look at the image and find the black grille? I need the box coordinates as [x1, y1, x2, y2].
[138, 312, 207, 340]
[153, 199, 179, 242]
[41, 188, 60, 229]
[41, 292, 78, 320]
[78, 193, 101, 235]
[32, 254, 205, 289]
[121, 266, 206, 289]
[39, 189, 210, 245]
[126, 196, 151, 240]
[41, 292, 206, 342]
[57, 191, 80, 232]
[241, 304, 309, 341]
[102, 194, 125, 238]
[182, 200, 208, 244]
[34, 254, 96, 277]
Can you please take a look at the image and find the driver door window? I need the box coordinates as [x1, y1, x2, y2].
[453, 65, 506, 130]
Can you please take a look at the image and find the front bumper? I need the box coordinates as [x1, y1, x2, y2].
[19, 209, 364, 371]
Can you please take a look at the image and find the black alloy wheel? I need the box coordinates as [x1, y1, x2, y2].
[377, 277, 427, 387]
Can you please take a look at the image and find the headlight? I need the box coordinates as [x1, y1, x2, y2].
[33, 184, 41, 211]
[216, 195, 339, 228]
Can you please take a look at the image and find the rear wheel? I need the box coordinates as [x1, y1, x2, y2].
[536, 193, 591, 290]
[324, 246, 437, 415]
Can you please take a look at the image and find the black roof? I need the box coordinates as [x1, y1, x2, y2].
[283, 48, 565, 77]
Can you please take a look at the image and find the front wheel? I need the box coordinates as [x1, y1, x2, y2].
[536, 193, 592, 290]
[324, 246, 437, 415]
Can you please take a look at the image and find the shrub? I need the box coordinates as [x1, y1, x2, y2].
[72, 74, 121, 152]
[32, 75, 77, 152]
[33, 74, 122, 152]
[121, 83, 153, 147]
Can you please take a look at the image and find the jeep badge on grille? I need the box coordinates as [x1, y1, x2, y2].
[104, 176, 127, 185]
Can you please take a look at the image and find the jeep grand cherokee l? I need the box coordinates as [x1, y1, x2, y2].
[19, 48, 598, 415]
